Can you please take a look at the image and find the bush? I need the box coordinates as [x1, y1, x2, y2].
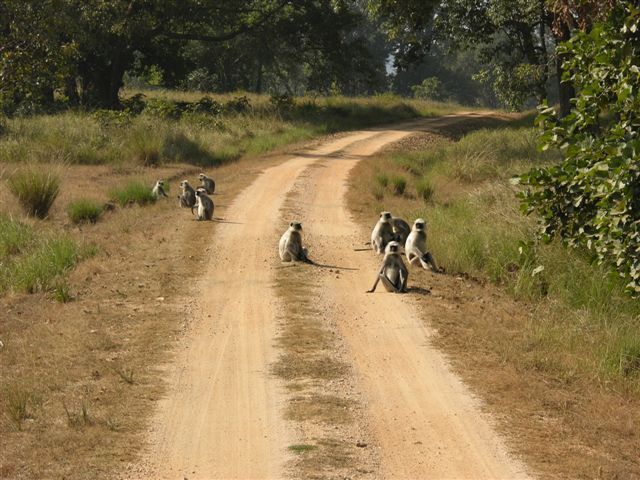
[416, 178, 434, 203]
[0, 214, 35, 257]
[9, 237, 79, 293]
[270, 94, 295, 112]
[67, 199, 103, 224]
[375, 173, 389, 188]
[8, 168, 60, 218]
[390, 175, 407, 195]
[225, 95, 251, 113]
[109, 181, 156, 207]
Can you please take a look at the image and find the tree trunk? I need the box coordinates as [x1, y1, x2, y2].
[538, 0, 549, 105]
[553, 20, 576, 117]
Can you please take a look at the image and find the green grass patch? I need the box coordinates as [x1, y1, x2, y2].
[0, 215, 95, 294]
[288, 444, 317, 454]
[67, 199, 103, 224]
[109, 181, 156, 207]
[390, 175, 407, 195]
[8, 168, 60, 218]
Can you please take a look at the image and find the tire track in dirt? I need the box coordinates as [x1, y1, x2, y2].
[299, 119, 531, 479]
[137, 131, 385, 480]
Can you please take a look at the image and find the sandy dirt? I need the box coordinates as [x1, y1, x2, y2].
[138, 114, 531, 479]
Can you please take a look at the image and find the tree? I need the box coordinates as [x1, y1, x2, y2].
[518, 3, 640, 294]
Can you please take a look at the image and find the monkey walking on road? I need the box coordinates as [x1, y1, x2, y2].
[367, 241, 409, 293]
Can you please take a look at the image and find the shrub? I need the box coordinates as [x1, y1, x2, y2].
[9, 237, 79, 293]
[225, 95, 251, 113]
[270, 94, 295, 112]
[67, 199, 103, 224]
[109, 181, 156, 207]
[375, 173, 389, 188]
[416, 178, 434, 203]
[8, 168, 60, 218]
[390, 175, 407, 195]
[0, 214, 35, 257]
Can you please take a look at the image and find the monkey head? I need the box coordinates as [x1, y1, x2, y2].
[413, 219, 426, 231]
[380, 211, 392, 222]
[289, 222, 302, 231]
[385, 241, 400, 254]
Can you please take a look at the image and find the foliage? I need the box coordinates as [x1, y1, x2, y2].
[67, 199, 103, 224]
[411, 77, 447, 101]
[518, 4, 640, 294]
[8, 168, 60, 218]
[109, 181, 156, 207]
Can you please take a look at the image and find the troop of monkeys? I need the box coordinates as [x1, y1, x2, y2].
[279, 211, 438, 294]
[152, 173, 216, 221]
[156, 175, 435, 294]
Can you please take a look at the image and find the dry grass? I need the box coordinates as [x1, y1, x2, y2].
[0, 151, 286, 479]
[346, 119, 640, 479]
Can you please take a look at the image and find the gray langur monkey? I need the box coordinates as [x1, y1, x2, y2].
[152, 180, 168, 198]
[178, 180, 196, 208]
[199, 173, 215, 195]
[367, 241, 409, 293]
[279, 222, 312, 263]
[193, 189, 214, 220]
[391, 216, 411, 244]
[405, 218, 438, 272]
[371, 211, 395, 254]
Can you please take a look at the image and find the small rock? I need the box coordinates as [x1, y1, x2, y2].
[356, 441, 367, 448]
[156, 297, 165, 302]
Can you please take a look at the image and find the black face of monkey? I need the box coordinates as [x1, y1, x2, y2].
[381, 211, 392, 222]
[290, 222, 302, 230]
[387, 241, 399, 253]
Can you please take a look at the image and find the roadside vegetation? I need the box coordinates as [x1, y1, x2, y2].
[357, 123, 640, 389]
[0, 93, 461, 168]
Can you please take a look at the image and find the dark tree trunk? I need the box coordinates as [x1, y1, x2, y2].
[538, 0, 549, 104]
[64, 76, 80, 106]
[553, 20, 576, 117]
[256, 61, 263, 94]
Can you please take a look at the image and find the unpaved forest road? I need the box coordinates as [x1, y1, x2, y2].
[138, 114, 531, 479]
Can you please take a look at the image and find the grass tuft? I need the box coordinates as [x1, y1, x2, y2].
[5, 389, 31, 430]
[390, 175, 407, 195]
[288, 444, 317, 454]
[416, 177, 434, 203]
[67, 199, 103, 224]
[109, 181, 156, 207]
[8, 168, 60, 218]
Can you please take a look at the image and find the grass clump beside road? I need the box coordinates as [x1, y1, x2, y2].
[0, 92, 462, 168]
[109, 181, 156, 207]
[0, 214, 94, 294]
[8, 168, 60, 218]
[67, 199, 103, 224]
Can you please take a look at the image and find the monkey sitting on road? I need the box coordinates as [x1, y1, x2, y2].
[152, 180, 168, 198]
[193, 189, 214, 221]
[367, 241, 408, 293]
[178, 180, 196, 208]
[371, 211, 395, 254]
[391, 216, 411, 244]
[199, 173, 215, 195]
[279, 222, 313, 263]
[405, 218, 438, 272]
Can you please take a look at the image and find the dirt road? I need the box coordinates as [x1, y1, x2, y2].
[140, 114, 530, 479]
